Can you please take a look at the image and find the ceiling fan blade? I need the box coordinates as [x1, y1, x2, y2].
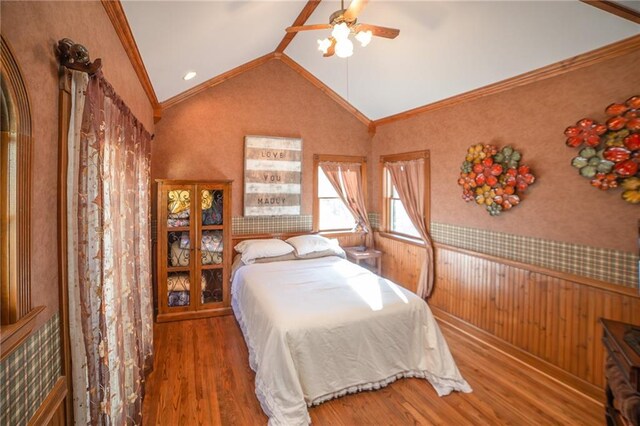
[356, 23, 400, 39]
[323, 37, 337, 57]
[286, 24, 332, 33]
[343, 0, 369, 21]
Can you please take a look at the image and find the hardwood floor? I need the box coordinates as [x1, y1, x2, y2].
[142, 315, 603, 425]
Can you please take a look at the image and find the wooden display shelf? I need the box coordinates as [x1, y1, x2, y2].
[167, 226, 190, 232]
[201, 264, 223, 270]
[156, 180, 232, 322]
[202, 225, 224, 231]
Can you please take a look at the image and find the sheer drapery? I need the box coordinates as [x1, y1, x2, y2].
[320, 162, 373, 248]
[67, 70, 153, 425]
[385, 159, 434, 298]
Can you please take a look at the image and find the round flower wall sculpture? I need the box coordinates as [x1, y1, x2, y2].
[564, 95, 640, 204]
[458, 144, 536, 216]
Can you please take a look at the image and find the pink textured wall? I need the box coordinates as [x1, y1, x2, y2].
[372, 48, 640, 253]
[153, 59, 370, 216]
[1, 1, 155, 326]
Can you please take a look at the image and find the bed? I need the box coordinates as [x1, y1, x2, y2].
[231, 237, 471, 426]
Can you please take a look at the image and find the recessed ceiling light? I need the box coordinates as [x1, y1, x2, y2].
[183, 71, 197, 81]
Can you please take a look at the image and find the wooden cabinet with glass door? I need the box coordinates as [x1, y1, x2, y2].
[156, 180, 232, 322]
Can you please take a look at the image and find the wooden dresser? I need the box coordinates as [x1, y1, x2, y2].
[601, 318, 640, 426]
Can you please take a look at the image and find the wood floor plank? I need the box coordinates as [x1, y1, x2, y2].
[142, 316, 602, 425]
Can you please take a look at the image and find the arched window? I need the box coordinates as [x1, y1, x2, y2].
[1, 36, 38, 358]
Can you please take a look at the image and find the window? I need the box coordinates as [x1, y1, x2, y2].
[313, 155, 367, 233]
[1, 86, 17, 326]
[387, 176, 421, 238]
[317, 167, 355, 231]
[381, 151, 430, 241]
[1, 36, 37, 352]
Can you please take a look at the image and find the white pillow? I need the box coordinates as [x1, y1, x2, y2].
[286, 235, 344, 257]
[234, 239, 265, 253]
[235, 239, 294, 264]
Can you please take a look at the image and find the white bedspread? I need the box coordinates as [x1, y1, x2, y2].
[231, 256, 472, 425]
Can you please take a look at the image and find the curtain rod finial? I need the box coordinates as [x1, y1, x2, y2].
[56, 38, 102, 75]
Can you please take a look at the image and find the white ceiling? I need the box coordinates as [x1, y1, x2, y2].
[121, 1, 303, 101]
[619, 1, 640, 13]
[122, 1, 640, 120]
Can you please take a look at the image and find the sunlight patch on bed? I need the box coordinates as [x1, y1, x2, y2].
[346, 275, 383, 311]
[343, 275, 409, 311]
[331, 260, 410, 309]
[387, 279, 409, 304]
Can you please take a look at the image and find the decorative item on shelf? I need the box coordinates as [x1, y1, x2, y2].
[564, 95, 640, 204]
[458, 143, 536, 216]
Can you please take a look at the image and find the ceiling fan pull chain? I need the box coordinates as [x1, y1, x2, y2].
[346, 58, 350, 102]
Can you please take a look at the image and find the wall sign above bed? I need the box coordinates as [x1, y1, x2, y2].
[244, 135, 303, 216]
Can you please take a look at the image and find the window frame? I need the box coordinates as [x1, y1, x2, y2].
[312, 154, 367, 234]
[379, 150, 430, 244]
[1, 36, 41, 360]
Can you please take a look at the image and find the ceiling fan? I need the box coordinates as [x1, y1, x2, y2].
[285, 0, 400, 58]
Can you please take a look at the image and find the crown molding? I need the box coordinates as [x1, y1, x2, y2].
[276, 53, 371, 127]
[160, 52, 277, 111]
[276, 0, 322, 53]
[580, 0, 640, 24]
[100, 0, 161, 121]
[372, 34, 640, 129]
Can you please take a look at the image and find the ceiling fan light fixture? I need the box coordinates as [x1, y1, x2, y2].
[286, 0, 398, 59]
[331, 22, 351, 42]
[335, 38, 354, 58]
[317, 38, 332, 54]
[355, 30, 372, 47]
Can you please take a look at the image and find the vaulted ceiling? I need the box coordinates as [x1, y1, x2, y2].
[121, 1, 640, 122]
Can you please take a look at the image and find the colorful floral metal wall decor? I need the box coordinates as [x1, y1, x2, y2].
[564, 95, 640, 204]
[458, 144, 536, 216]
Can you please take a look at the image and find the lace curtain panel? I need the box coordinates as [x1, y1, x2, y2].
[67, 70, 153, 425]
[385, 159, 435, 298]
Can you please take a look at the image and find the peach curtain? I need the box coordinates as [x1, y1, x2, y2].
[67, 70, 153, 425]
[385, 159, 434, 298]
[320, 162, 373, 248]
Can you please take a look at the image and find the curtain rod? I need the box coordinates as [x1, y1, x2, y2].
[56, 38, 102, 75]
[55, 38, 153, 139]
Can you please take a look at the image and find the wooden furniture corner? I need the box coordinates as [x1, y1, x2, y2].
[601, 318, 640, 425]
[344, 246, 383, 275]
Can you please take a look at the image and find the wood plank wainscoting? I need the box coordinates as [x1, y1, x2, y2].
[374, 232, 640, 401]
[27, 377, 67, 426]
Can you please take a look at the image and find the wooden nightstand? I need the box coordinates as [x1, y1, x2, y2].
[344, 247, 382, 275]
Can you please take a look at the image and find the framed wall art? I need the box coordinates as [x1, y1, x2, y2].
[244, 135, 303, 216]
